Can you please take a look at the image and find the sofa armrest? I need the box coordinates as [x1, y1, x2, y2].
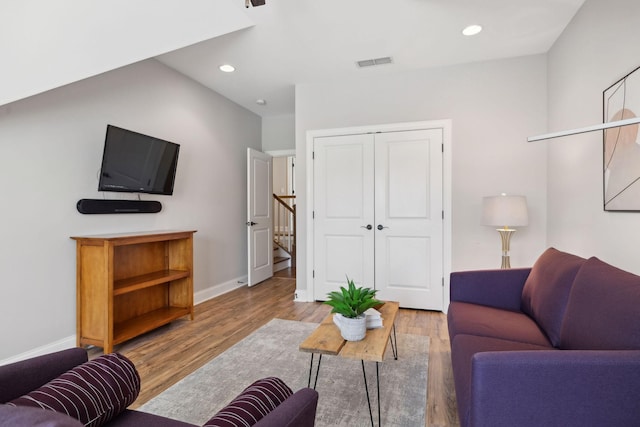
[0, 405, 84, 427]
[450, 268, 531, 311]
[254, 388, 319, 427]
[470, 350, 640, 427]
[0, 348, 88, 403]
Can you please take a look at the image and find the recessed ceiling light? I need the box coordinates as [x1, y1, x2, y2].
[219, 64, 235, 73]
[462, 25, 483, 36]
[256, 99, 267, 106]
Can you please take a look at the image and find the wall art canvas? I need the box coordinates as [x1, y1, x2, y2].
[603, 65, 640, 211]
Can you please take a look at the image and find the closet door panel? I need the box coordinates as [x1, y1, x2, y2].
[313, 134, 375, 299]
[374, 129, 443, 310]
[386, 140, 430, 218]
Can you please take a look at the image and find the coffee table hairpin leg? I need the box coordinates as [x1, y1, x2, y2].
[361, 324, 398, 427]
[307, 353, 322, 389]
[389, 324, 398, 360]
[361, 360, 382, 427]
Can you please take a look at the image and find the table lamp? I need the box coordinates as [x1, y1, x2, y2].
[482, 194, 528, 268]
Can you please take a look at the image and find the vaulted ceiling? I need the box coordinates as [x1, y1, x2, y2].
[0, 0, 252, 107]
[2, 0, 585, 117]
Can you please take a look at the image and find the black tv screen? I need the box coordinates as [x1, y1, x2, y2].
[98, 125, 180, 195]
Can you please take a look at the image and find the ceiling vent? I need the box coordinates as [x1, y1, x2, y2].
[356, 56, 393, 68]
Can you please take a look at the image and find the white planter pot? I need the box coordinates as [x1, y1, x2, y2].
[334, 313, 367, 341]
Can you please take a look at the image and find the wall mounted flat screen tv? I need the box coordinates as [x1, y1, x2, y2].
[98, 125, 180, 195]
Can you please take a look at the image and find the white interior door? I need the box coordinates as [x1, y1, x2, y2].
[374, 130, 443, 310]
[313, 134, 375, 299]
[312, 128, 444, 310]
[247, 148, 273, 286]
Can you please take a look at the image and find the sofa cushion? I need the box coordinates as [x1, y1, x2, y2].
[104, 409, 195, 427]
[447, 301, 552, 347]
[253, 388, 318, 427]
[203, 377, 293, 427]
[9, 353, 140, 427]
[0, 405, 84, 427]
[521, 247, 586, 347]
[450, 334, 553, 427]
[0, 348, 89, 404]
[560, 257, 640, 350]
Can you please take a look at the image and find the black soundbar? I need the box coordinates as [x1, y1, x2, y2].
[77, 199, 162, 214]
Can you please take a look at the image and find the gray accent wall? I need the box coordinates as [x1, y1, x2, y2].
[0, 59, 260, 360]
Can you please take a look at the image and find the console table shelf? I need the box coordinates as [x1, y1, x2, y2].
[114, 306, 191, 345]
[113, 270, 190, 296]
[71, 230, 196, 353]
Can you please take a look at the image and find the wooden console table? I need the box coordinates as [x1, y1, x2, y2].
[71, 230, 196, 353]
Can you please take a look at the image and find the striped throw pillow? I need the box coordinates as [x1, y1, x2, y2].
[8, 353, 140, 427]
[204, 377, 293, 427]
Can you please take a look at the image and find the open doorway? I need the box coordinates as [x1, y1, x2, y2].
[273, 156, 295, 198]
[272, 155, 296, 276]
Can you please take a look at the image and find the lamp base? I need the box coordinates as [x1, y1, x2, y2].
[501, 255, 511, 269]
[496, 228, 516, 269]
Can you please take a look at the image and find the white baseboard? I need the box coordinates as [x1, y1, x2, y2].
[0, 335, 76, 366]
[1, 276, 249, 366]
[273, 259, 291, 273]
[194, 275, 248, 305]
[294, 288, 311, 302]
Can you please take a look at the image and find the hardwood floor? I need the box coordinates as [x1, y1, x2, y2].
[92, 274, 460, 426]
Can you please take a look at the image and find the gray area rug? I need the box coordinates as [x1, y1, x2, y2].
[139, 318, 429, 427]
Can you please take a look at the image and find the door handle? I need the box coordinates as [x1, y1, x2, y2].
[246, 221, 257, 226]
[377, 224, 388, 231]
[360, 224, 373, 230]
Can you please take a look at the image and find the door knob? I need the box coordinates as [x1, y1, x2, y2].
[360, 224, 373, 230]
[377, 224, 388, 230]
[246, 221, 257, 226]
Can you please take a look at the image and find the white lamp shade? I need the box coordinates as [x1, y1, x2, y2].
[482, 195, 528, 228]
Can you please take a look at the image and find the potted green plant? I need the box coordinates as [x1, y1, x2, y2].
[324, 277, 382, 341]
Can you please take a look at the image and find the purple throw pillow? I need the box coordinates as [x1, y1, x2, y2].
[8, 353, 140, 427]
[204, 377, 293, 427]
[520, 247, 586, 346]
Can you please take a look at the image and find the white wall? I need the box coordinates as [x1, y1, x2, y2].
[295, 55, 549, 299]
[262, 114, 295, 151]
[273, 157, 289, 195]
[0, 59, 260, 361]
[546, 0, 640, 273]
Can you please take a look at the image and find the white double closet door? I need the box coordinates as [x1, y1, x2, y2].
[313, 128, 444, 310]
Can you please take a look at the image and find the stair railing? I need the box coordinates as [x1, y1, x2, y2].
[273, 194, 296, 261]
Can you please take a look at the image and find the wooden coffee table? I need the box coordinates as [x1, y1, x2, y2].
[299, 301, 400, 427]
